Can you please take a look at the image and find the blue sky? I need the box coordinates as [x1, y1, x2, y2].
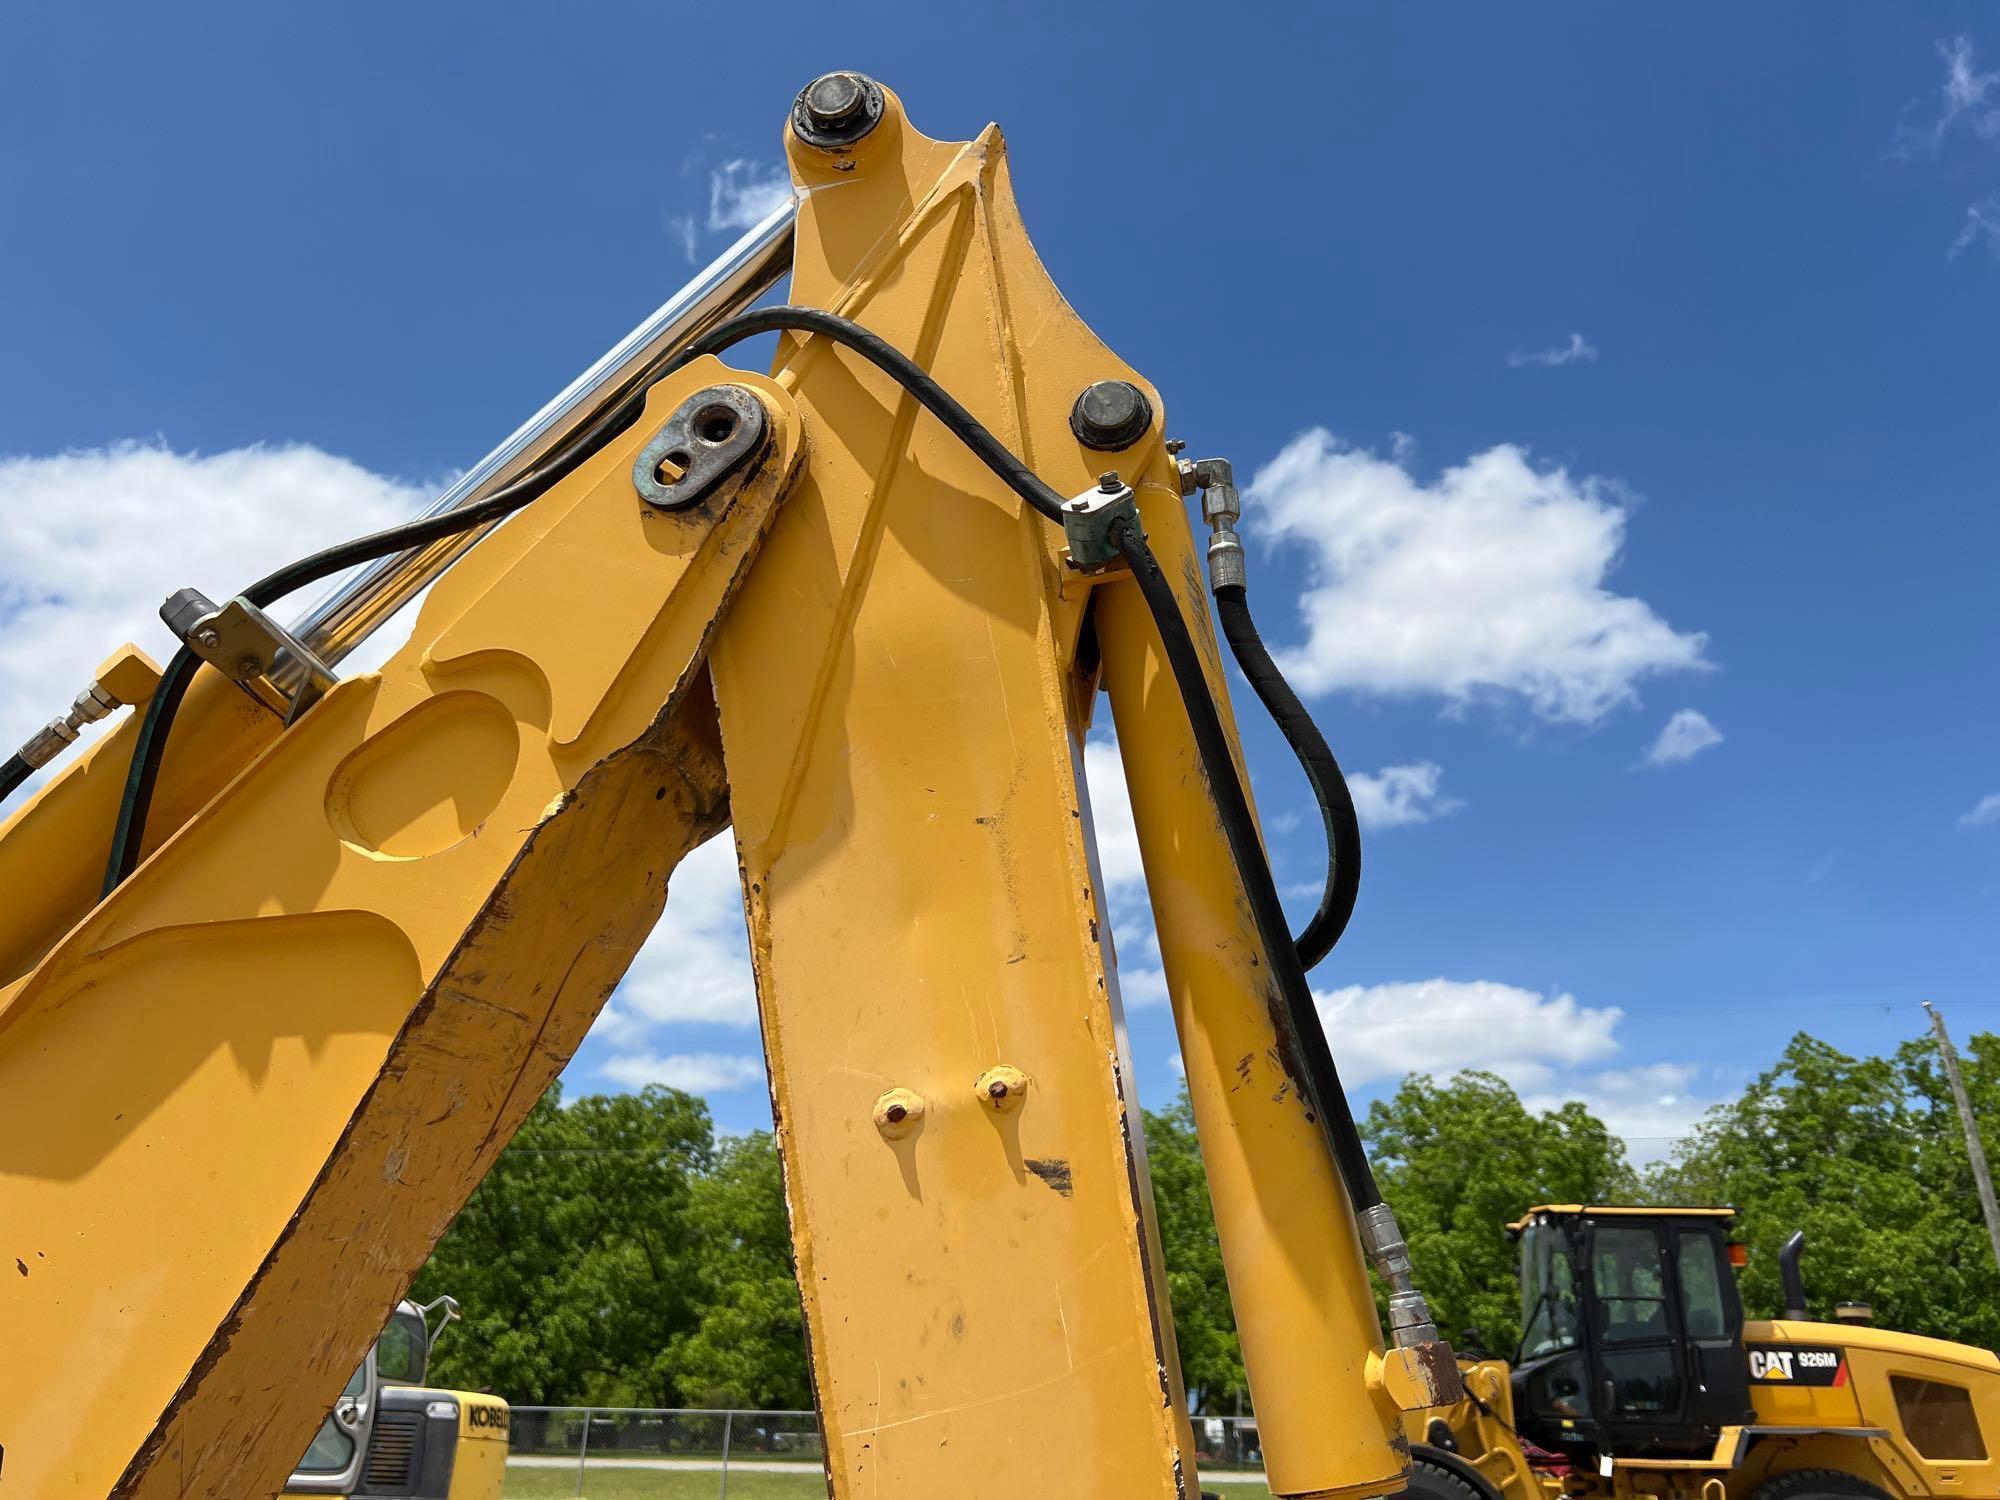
[3, 4, 1997, 1158]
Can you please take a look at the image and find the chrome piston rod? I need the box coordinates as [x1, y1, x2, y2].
[277, 197, 798, 685]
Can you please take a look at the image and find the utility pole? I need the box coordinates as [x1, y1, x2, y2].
[1925, 1001, 2000, 1277]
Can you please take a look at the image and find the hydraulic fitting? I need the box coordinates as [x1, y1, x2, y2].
[1358, 1201, 1442, 1350]
[11, 644, 162, 769]
[1179, 455, 1244, 592]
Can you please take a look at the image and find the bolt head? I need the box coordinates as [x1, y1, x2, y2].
[1070, 380, 1154, 452]
[872, 1087, 925, 1140]
[975, 1065, 1029, 1113]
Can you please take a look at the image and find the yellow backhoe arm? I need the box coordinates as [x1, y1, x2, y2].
[0, 76, 1449, 1500]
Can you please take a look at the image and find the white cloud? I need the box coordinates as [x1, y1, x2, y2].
[1960, 793, 2000, 829]
[1348, 761, 1463, 829]
[707, 160, 793, 232]
[1080, 735, 1172, 1008]
[1314, 977, 1623, 1091]
[1507, 333, 1598, 369]
[1082, 737, 1145, 892]
[1905, 39, 2000, 258]
[1250, 431, 1708, 725]
[600, 1051, 767, 1093]
[1316, 975, 1723, 1163]
[1951, 197, 2000, 260]
[1522, 1063, 1723, 1166]
[0, 442, 427, 767]
[1641, 708, 1723, 768]
[664, 159, 794, 265]
[606, 831, 758, 1027]
[1936, 36, 2000, 145]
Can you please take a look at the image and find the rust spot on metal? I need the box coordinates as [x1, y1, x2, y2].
[1413, 1339, 1464, 1406]
[1024, 1158, 1074, 1197]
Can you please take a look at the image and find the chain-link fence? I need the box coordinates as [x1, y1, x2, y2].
[1189, 1414, 1264, 1474]
[505, 1407, 1266, 1494]
[507, 1408, 823, 1496]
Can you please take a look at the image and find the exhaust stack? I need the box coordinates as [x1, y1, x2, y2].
[1778, 1230, 1808, 1320]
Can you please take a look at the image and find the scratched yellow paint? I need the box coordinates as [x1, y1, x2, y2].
[0, 365, 803, 1498]
[709, 88, 1200, 1499]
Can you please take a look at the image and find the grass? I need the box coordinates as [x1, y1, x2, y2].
[505, 1467, 827, 1499]
[503, 1462, 1277, 1498]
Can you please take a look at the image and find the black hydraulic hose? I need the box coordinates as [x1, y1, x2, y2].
[98, 438, 622, 894]
[98, 306, 1066, 894]
[100, 647, 202, 895]
[669, 307, 1070, 524]
[100, 306, 1074, 893]
[1, 752, 31, 803]
[1214, 584, 1361, 971]
[1110, 517, 1383, 1213]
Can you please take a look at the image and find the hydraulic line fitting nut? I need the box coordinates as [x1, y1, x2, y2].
[976, 1065, 1029, 1114]
[1184, 456, 1246, 592]
[1359, 1201, 1443, 1349]
[13, 644, 162, 768]
[873, 1088, 926, 1141]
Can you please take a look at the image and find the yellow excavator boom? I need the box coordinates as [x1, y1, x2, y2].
[0, 76, 1451, 1499]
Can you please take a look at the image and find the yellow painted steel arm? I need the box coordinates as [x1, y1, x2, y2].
[0, 73, 1435, 1500]
[0, 362, 804, 1498]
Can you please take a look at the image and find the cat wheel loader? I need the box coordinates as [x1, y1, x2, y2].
[1403, 1206, 2000, 1500]
[0, 71, 1460, 1499]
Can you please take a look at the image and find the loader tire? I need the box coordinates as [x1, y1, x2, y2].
[1400, 1453, 1488, 1500]
[1750, 1470, 1893, 1500]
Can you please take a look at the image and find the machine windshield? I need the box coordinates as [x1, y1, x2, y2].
[1517, 1221, 1581, 1358]
[376, 1307, 430, 1385]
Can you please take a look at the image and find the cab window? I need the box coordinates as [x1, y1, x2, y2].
[294, 1361, 369, 1473]
[1893, 1376, 1988, 1461]
[1518, 1223, 1581, 1359]
[1675, 1230, 1727, 1339]
[1592, 1226, 1668, 1343]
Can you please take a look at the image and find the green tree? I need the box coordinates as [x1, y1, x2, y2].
[1363, 1071, 1635, 1355]
[666, 1131, 812, 1408]
[1142, 1085, 1245, 1409]
[1645, 1029, 2000, 1347]
[414, 1082, 716, 1406]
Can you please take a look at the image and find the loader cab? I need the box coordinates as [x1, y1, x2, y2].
[1510, 1206, 1750, 1460]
